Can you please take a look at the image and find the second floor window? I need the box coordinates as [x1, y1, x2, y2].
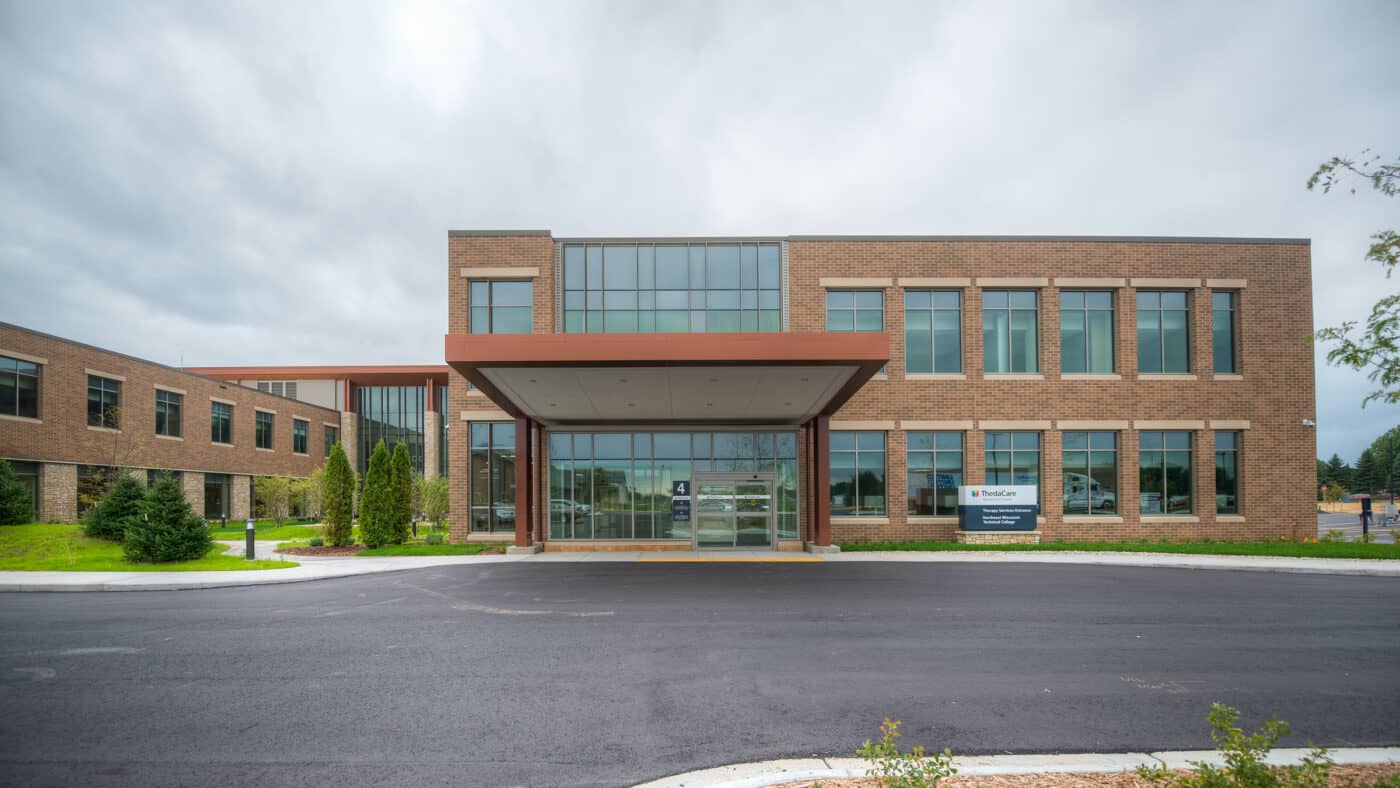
[905, 291, 962, 373]
[211, 402, 232, 444]
[255, 411, 274, 449]
[87, 374, 120, 429]
[1137, 291, 1190, 373]
[0, 355, 40, 419]
[826, 290, 884, 332]
[470, 280, 533, 334]
[155, 390, 182, 438]
[324, 425, 338, 457]
[293, 419, 308, 454]
[1060, 291, 1115, 374]
[830, 431, 886, 517]
[1212, 292, 1238, 373]
[983, 290, 1038, 374]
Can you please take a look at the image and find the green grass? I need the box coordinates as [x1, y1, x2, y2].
[839, 539, 1400, 559]
[356, 543, 499, 556]
[0, 524, 298, 571]
[207, 522, 323, 541]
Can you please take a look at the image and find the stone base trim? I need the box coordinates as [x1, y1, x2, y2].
[956, 530, 1042, 545]
[506, 543, 544, 555]
[804, 542, 842, 554]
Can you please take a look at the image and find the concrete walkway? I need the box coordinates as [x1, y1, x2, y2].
[635, 748, 1400, 787]
[1, 543, 1396, 591]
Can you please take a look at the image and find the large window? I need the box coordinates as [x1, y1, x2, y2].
[983, 290, 1039, 373]
[1060, 291, 1115, 373]
[471, 422, 516, 532]
[324, 425, 338, 457]
[1062, 431, 1118, 515]
[830, 431, 885, 517]
[907, 431, 962, 516]
[1137, 291, 1190, 373]
[562, 242, 782, 333]
[293, 418, 308, 454]
[1212, 292, 1238, 374]
[469, 280, 533, 334]
[985, 431, 1041, 501]
[547, 431, 798, 540]
[0, 355, 40, 419]
[1215, 431, 1240, 514]
[77, 465, 113, 515]
[211, 401, 233, 444]
[155, 390, 182, 438]
[87, 374, 120, 429]
[356, 386, 427, 476]
[826, 290, 884, 332]
[905, 291, 961, 374]
[1139, 431, 1192, 514]
[7, 460, 38, 521]
[255, 411, 274, 449]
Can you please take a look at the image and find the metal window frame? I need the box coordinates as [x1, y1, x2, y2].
[983, 290, 1040, 374]
[1059, 290, 1116, 374]
[905, 430, 964, 516]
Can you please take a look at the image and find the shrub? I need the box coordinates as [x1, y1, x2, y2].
[123, 478, 213, 563]
[308, 536, 325, 547]
[421, 475, 449, 530]
[424, 533, 445, 545]
[857, 718, 957, 788]
[253, 476, 292, 527]
[390, 442, 413, 544]
[0, 458, 34, 525]
[1321, 529, 1347, 543]
[82, 475, 146, 541]
[359, 440, 394, 549]
[1138, 703, 1332, 787]
[322, 444, 355, 547]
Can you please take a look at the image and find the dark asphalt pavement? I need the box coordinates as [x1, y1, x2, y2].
[1, 563, 1397, 787]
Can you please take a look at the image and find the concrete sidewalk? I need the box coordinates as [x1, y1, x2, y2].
[0, 543, 1396, 591]
[635, 747, 1400, 787]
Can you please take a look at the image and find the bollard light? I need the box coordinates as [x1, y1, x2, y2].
[245, 518, 255, 560]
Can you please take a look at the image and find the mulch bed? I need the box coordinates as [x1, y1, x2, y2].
[276, 545, 367, 557]
[775, 763, 1400, 787]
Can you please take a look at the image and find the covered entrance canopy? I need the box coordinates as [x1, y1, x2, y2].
[444, 332, 890, 549]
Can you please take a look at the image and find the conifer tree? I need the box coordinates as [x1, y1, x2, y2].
[123, 477, 212, 563]
[359, 440, 393, 548]
[82, 474, 146, 540]
[322, 444, 355, 547]
[390, 442, 414, 543]
[0, 459, 34, 525]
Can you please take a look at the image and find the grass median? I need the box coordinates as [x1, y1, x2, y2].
[840, 539, 1400, 559]
[0, 524, 299, 571]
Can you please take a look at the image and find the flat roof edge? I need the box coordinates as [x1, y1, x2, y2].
[788, 234, 1311, 245]
[448, 229, 552, 237]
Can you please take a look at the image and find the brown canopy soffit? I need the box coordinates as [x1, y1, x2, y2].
[444, 332, 890, 426]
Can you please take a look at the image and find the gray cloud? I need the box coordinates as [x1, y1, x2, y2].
[1, 0, 1396, 462]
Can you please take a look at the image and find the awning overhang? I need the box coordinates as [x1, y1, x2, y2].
[444, 332, 889, 426]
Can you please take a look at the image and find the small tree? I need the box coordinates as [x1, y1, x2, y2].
[0, 458, 34, 525]
[305, 465, 325, 520]
[359, 440, 394, 548]
[253, 476, 292, 527]
[390, 442, 414, 543]
[421, 475, 450, 532]
[1324, 484, 1347, 510]
[123, 478, 213, 563]
[82, 474, 146, 541]
[322, 444, 355, 547]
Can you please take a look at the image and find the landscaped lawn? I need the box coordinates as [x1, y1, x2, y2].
[840, 539, 1400, 559]
[0, 524, 298, 571]
[356, 543, 500, 556]
[207, 522, 323, 541]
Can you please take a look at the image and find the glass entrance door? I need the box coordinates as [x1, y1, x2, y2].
[693, 474, 774, 549]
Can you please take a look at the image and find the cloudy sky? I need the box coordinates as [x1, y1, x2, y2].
[1, 0, 1396, 462]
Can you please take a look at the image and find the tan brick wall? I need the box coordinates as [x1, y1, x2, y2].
[181, 472, 205, 517]
[231, 474, 251, 520]
[40, 462, 76, 523]
[423, 410, 440, 479]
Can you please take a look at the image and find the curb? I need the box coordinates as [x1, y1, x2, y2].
[634, 747, 1400, 787]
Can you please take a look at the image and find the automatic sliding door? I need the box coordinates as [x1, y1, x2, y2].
[695, 482, 736, 548]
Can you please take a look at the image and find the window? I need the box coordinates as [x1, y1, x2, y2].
[1139, 431, 1192, 514]
[146, 469, 181, 488]
[985, 431, 1041, 501]
[1060, 291, 1115, 373]
[293, 418, 308, 454]
[0, 355, 40, 419]
[983, 290, 1039, 373]
[1212, 292, 1238, 374]
[1215, 431, 1240, 514]
[905, 291, 961, 374]
[87, 375, 121, 429]
[830, 431, 885, 517]
[1137, 291, 1190, 373]
[907, 431, 962, 516]
[562, 242, 782, 333]
[77, 465, 112, 515]
[356, 386, 427, 476]
[8, 460, 38, 521]
[827, 290, 884, 332]
[470, 280, 533, 334]
[324, 425, 338, 457]
[471, 422, 516, 532]
[1062, 432, 1118, 515]
[211, 401, 233, 444]
[155, 390, 182, 438]
[255, 411, 274, 450]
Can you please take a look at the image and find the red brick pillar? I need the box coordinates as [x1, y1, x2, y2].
[814, 415, 831, 546]
[514, 416, 533, 548]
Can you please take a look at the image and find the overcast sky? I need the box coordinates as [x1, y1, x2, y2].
[1, 0, 1396, 462]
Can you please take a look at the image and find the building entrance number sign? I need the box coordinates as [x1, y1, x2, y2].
[957, 485, 1038, 531]
[671, 480, 691, 523]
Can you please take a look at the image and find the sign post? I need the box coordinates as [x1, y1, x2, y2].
[671, 480, 691, 524]
[957, 485, 1038, 531]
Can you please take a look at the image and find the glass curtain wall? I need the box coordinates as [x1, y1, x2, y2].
[356, 386, 428, 476]
[562, 242, 782, 333]
[548, 431, 798, 540]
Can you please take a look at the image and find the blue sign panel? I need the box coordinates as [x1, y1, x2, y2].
[957, 485, 1038, 531]
[671, 480, 691, 523]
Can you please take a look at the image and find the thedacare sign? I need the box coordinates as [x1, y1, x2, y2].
[957, 485, 1038, 531]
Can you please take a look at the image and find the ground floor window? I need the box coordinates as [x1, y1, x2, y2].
[7, 460, 38, 521]
[1140, 431, 1192, 514]
[146, 469, 182, 488]
[830, 431, 886, 517]
[907, 432, 961, 516]
[1215, 431, 1239, 514]
[470, 422, 516, 532]
[985, 431, 1040, 502]
[204, 473, 230, 520]
[77, 465, 113, 516]
[547, 431, 798, 540]
[1062, 431, 1117, 514]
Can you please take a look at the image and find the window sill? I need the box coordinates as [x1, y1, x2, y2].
[904, 373, 967, 381]
[983, 373, 1044, 380]
[907, 516, 959, 524]
[1063, 515, 1124, 523]
[1137, 373, 1198, 381]
[1212, 373, 1244, 381]
[293, 451, 308, 457]
[211, 441, 234, 448]
[1061, 373, 1121, 381]
[87, 425, 121, 434]
[154, 433, 184, 442]
[255, 447, 275, 453]
[1216, 514, 1246, 522]
[0, 413, 41, 424]
[831, 516, 890, 525]
[1141, 515, 1200, 523]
